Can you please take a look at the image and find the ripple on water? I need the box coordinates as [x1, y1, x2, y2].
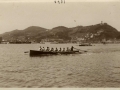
[0, 44, 120, 87]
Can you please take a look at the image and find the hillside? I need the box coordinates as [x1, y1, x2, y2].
[49, 26, 72, 40]
[0, 23, 119, 43]
[69, 23, 119, 41]
[0, 26, 48, 42]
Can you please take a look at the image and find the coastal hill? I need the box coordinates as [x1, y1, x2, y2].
[0, 26, 48, 42]
[69, 23, 119, 41]
[0, 23, 120, 43]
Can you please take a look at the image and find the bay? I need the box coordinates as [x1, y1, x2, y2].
[0, 44, 120, 87]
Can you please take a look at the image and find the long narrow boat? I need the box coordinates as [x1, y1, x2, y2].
[79, 43, 92, 46]
[30, 50, 81, 56]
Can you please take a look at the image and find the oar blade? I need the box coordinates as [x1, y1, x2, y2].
[24, 51, 29, 53]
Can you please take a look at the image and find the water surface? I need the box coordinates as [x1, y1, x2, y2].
[0, 44, 120, 87]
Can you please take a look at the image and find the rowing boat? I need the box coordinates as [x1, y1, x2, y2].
[79, 43, 92, 46]
[30, 50, 81, 56]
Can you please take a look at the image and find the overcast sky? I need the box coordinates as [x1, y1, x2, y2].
[0, 0, 120, 34]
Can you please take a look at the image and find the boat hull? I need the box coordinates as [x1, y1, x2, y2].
[30, 50, 80, 56]
[79, 43, 92, 46]
[79, 44, 92, 46]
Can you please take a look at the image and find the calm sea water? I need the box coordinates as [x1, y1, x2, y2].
[0, 43, 120, 87]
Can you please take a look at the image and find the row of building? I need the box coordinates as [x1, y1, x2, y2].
[1, 36, 120, 44]
[0, 37, 31, 44]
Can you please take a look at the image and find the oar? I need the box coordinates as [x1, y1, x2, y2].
[74, 47, 87, 52]
[24, 51, 29, 53]
[79, 49, 87, 52]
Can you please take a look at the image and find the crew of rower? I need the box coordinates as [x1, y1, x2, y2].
[39, 46, 74, 52]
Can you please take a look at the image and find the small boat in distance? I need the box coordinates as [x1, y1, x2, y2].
[29, 50, 81, 56]
[79, 43, 92, 46]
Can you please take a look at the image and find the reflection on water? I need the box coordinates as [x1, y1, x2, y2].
[0, 44, 120, 87]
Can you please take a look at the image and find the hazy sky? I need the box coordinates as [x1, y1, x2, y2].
[0, 0, 120, 34]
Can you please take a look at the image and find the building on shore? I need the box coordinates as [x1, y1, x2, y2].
[1, 40, 9, 44]
[40, 39, 65, 44]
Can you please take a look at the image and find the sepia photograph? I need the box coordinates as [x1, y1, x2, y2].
[0, 0, 120, 88]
